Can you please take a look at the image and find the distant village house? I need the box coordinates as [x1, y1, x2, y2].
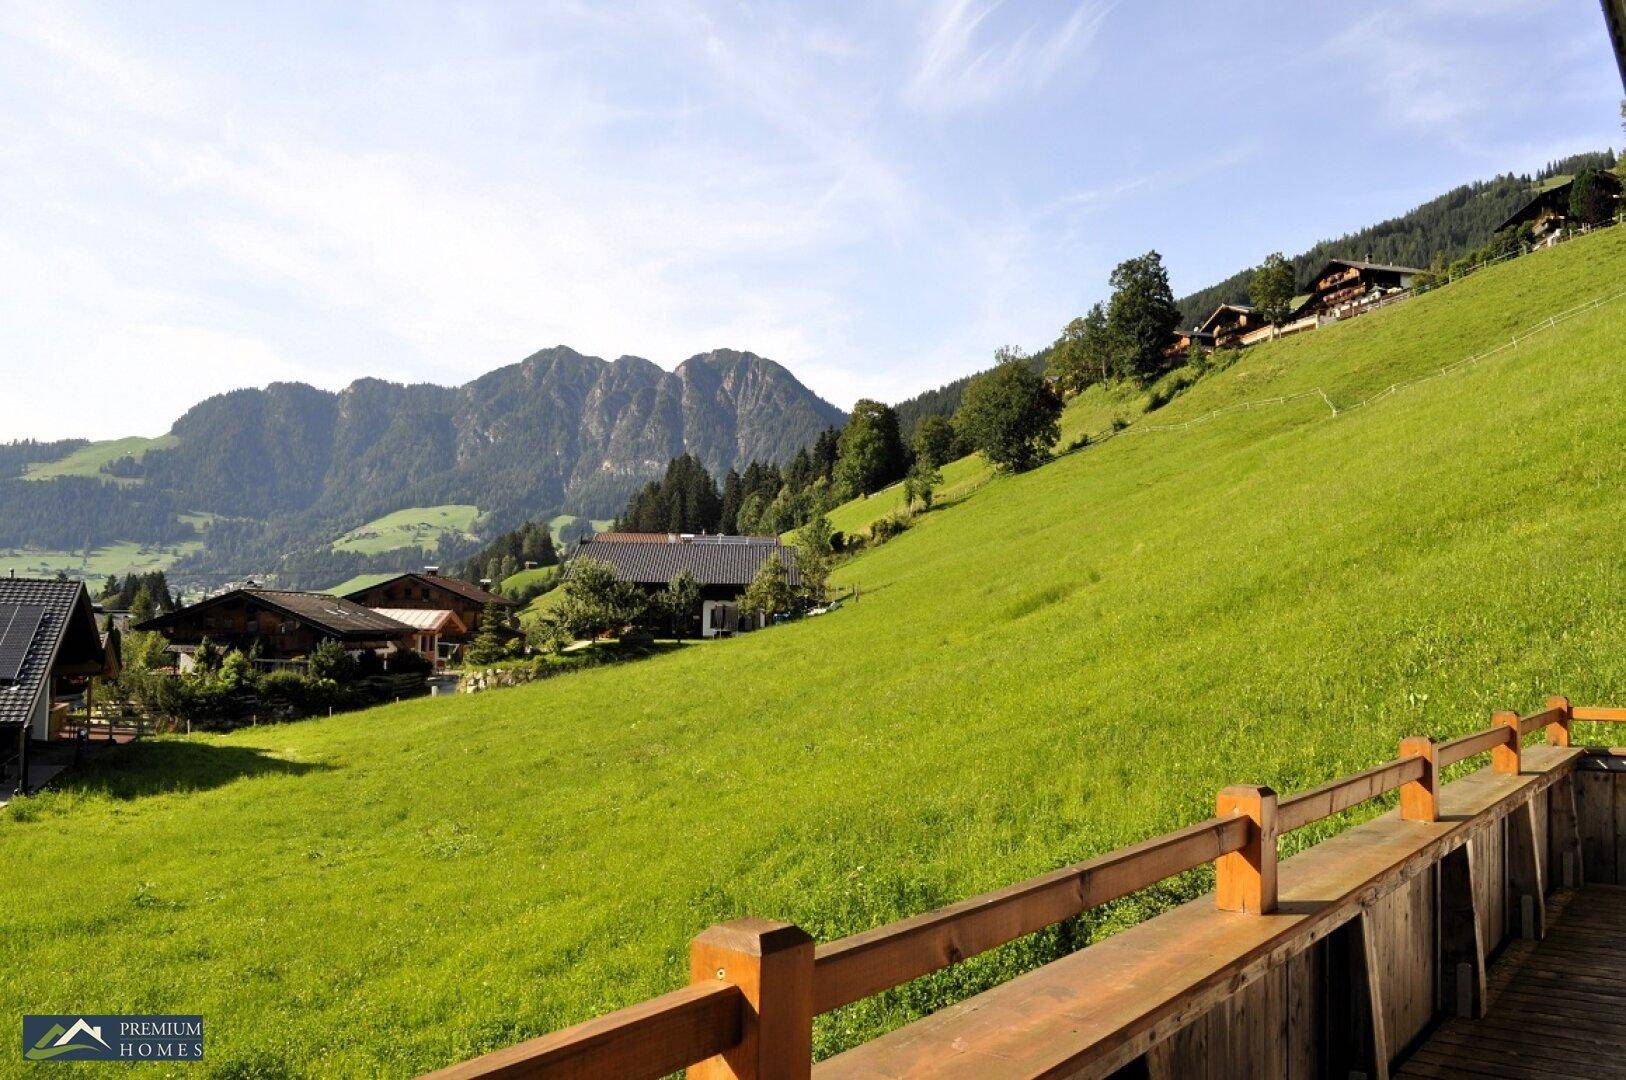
[137, 588, 417, 668]
[2, 578, 120, 795]
[342, 570, 519, 650]
[573, 533, 798, 637]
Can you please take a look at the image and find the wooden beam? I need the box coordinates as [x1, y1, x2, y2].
[1438, 843, 1487, 1020]
[1399, 737, 1439, 823]
[1544, 695, 1572, 748]
[417, 982, 743, 1080]
[1548, 772, 1584, 888]
[690, 918, 814, 1080]
[811, 815, 1247, 1014]
[1575, 766, 1617, 884]
[1215, 785, 1278, 915]
[1506, 798, 1546, 940]
[1491, 710, 1522, 775]
[1322, 910, 1390, 1080]
[1573, 706, 1626, 723]
[1436, 726, 1513, 770]
[1277, 757, 1425, 834]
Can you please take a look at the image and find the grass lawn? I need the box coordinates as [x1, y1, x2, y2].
[21, 434, 177, 483]
[547, 514, 613, 537]
[332, 504, 481, 555]
[500, 565, 560, 596]
[1, 230, 1623, 1076]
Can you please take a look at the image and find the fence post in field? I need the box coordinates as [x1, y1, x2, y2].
[1544, 695, 1571, 747]
[1399, 737, 1438, 822]
[689, 917, 814, 1080]
[1215, 785, 1278, 915]
[1491, 710, 1521, 775]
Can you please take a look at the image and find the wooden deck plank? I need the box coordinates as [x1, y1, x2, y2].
[815, 749, 1581, 1080]
[1396, 886, 1626, 1079]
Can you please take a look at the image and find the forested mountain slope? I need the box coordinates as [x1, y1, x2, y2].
[2, 227, 1620, 1074]
[0, 348, 843, 585]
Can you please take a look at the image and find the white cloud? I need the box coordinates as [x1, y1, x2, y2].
[905, 0, 1114, 113]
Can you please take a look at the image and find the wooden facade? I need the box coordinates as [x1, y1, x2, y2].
[1298, 259, 1422, 322]
[1198, 303, 1269, 349]
[421, 698, 1626, 1080]
[138, 589, 414, 661]
[344, 573, 518, 644]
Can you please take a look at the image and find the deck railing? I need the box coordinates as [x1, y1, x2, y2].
[422, 695, 1618, 1080]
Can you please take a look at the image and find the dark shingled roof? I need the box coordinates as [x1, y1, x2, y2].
[343, 573, 520, 607]
[138, 588, 415, 640]
[573, 536, 798, 588]
[0, 578, 98, 727]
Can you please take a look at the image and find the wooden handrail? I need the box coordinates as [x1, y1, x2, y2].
[811, 815, 1248, 1014]
[1435, 725, 1514, 770]
[423, 696, 1617, 1078]
[1276, 756, 1425, 833]
[419, 982, 743, 1080]
[1516, 705, 1566, 736]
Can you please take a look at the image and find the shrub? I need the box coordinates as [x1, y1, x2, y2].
[308, 639, 357, 682]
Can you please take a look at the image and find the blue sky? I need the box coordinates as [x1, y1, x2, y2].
[0, 1, 1618, 440]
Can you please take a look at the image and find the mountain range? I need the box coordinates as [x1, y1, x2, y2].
[0, 347, 844, 587]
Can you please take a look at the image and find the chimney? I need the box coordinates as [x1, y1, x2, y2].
[423, 565, 440, 575]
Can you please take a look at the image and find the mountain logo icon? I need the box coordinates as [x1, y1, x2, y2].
[25, 1018, 111, 1061]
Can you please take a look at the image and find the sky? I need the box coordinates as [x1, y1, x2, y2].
[0, 1, 1619, 441]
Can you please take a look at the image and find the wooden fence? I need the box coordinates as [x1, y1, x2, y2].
[422, 696, 1622, 1080]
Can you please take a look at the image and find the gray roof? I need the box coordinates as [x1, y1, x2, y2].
[573, 536, 798, 588]
[0, 578, 92, 727]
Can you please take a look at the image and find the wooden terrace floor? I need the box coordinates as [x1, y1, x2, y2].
[1397, 885, 1626, 1079]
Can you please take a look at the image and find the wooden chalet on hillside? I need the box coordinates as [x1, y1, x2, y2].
[1294, 258, 1423, 323]
[573, 533, 798, 637]
[1198, 303, 1271, 348]
[137, 588, 416, 665]
[342, 571, 518, 644]
[1496, 171, 1623, 245]
[1, 578, 119, 795]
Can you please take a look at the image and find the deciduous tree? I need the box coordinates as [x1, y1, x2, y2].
[953, 356, 1063, 473]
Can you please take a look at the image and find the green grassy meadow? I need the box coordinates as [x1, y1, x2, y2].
[21, 434, 177, 483]
[2, 230, 1623, 1076]
[817, 380, 1145, 541]
[0, 539, 201, 582]
[331, 504, 482, 555]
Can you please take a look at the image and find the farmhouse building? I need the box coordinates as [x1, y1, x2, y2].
[342, 571, 518, 643]
[1198, 303, 1271, 349]
[573, 533, 798, 637]
[137, 588, 416, 663]
[1, 578, 119, 794]
[1163, 326, 1214, 360]
[1296, 258, 1423, 322]
[367, 608, 466, 667]
[1496, 171, 1623, 244]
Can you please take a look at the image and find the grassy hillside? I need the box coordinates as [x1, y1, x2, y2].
[2, 230, 1623, 1076]
[332, 504, 481, 555]
[0, 539, 200, 582]
[21, 434, 177, 483]
[323, 571, 398, 597]
[819, 380, 1145, 541]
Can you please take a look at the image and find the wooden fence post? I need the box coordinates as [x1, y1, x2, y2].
[1215, 785, 1278, 915]
[1544, 695, 1571, 747]
[1398, 737, 1437, 822]
[689, 917, 814, 1080]
[1491, 710, 1521, 775]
